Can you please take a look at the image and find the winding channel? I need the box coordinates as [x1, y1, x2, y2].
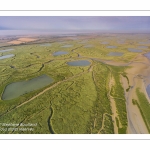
[47, 104, 55, 134]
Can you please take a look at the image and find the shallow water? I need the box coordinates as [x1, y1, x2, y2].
[61, 45, 73, 48]
[146, 84, 150, 98]
[67, 60, 90, 66]
[101, 42, 108, 44]
[118, 40, 125, 44]
[139, 41, 150, 45]
[0, 54, 15, 60]
[40, 43, 51, 46]
[53, 51, 68, 56]
[2, 74, 54, 100]
[144, 52, 150, 59]
[10, 65, 15, 68]
[107, 46, 117, 49]
[128, 48, 142, 53]
[138, 46, 148, 49]
[0, 48, 14, 52]
[108, 52, 123, 56]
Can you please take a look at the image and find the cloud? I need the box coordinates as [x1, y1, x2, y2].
[0, 16, 150, 33]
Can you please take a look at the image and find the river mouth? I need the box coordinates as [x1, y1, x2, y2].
[2, 74, 54, 100]
[53, 51, 68, 56]
[128, 48, 142, 53]
[108, 52, 123, 56]
[0, 54, 15, 60]
[67, 60, 91, 66]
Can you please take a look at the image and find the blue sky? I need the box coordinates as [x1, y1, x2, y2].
[0, 16, 150, 34]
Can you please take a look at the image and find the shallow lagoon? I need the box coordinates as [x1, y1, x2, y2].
[138, 46, 148, 49]
[53, 51, 68, 56]
[67, 60, 90, 66]
[2, 74, 54, 100]
[107, 46, 117, 49]
[61, 45, 73, 48]
[0, 54, 15, 60]
[128, 48, 142, 53]
[0, 48, 14, 52]
[108, 52, 123, 56]
[101, 42, 108, 44]
[139, 41, 150, 45]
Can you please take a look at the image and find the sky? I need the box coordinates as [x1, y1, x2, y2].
[0, 16, 150, 35]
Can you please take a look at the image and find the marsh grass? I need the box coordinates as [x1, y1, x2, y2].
[134, 88, 150, 132]
[0, 35, 146, 134]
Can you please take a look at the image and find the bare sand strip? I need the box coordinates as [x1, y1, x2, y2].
[108, 73, 118, 134]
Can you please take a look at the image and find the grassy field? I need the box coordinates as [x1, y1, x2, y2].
[90, 62, 114, 134]
[0, 34, 148, 134]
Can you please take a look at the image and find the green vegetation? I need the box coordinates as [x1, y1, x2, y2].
[115, 117, 119, 128]
[0, 34, 146, 134]
[132, 99, 137, 105]
[122, 73, 129, 85]
[134, 89, 150, 133]
[126, 86, 132, 92]
[121, 72, 131, 92]
[0, 72, 98, 134]
[88, 62, 114, 134]
[109, 66, 127, 134]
